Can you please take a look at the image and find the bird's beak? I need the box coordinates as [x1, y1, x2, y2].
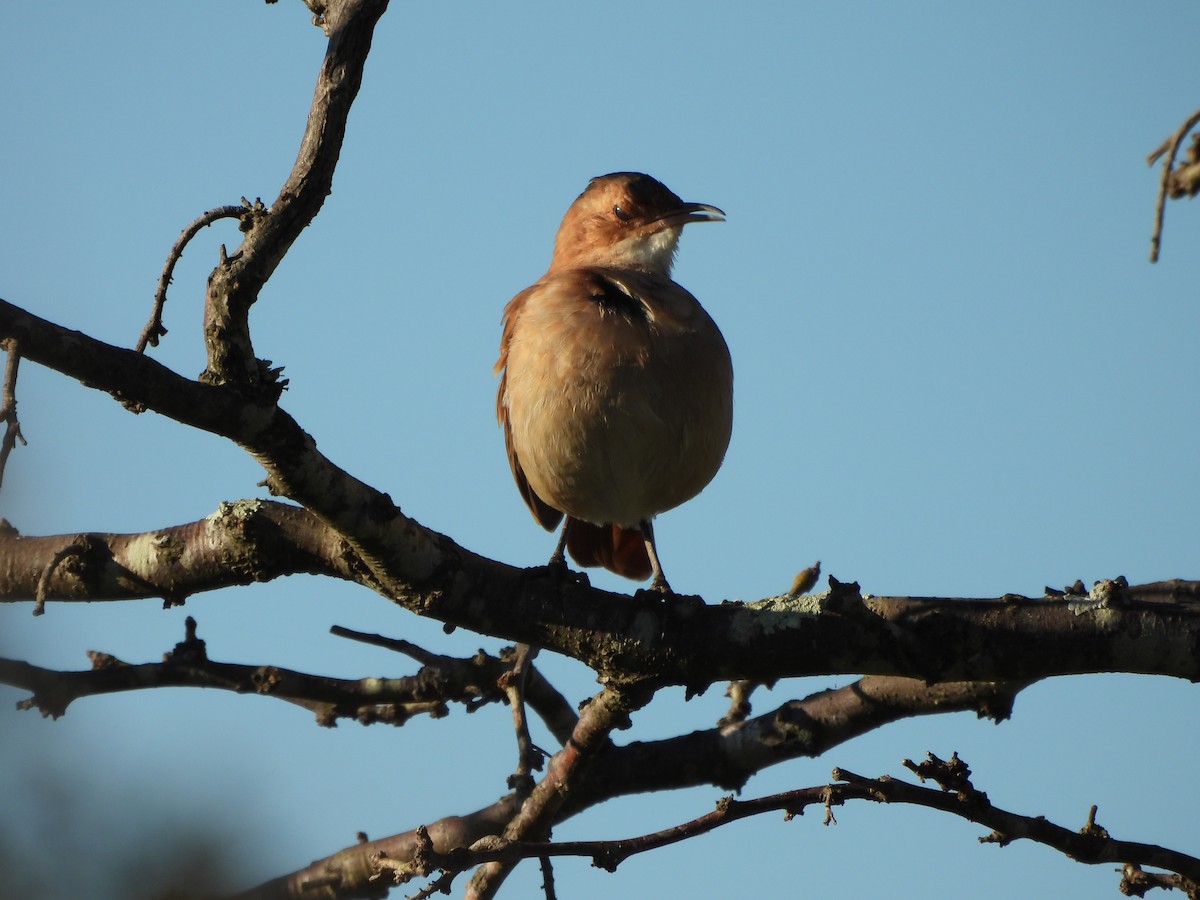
[652, 202, 726, 230]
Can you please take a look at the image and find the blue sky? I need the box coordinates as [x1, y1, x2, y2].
[2, 2, 1198, 898]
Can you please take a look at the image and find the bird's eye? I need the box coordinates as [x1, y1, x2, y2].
[612, 205, 632, 222]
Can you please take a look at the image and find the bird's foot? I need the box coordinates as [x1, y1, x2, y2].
[634, 584, 707, 614]
[531, 554, 589, 588]
[633, 581, 671, 603]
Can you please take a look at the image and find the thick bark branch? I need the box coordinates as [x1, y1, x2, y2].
[227, 794, 525, 900]
[6, 272, 1199, 688]
[0, 297, 463, 600]
[0, 500, 358, 606]
[1, 407, 1197, 687]
[566, 676, 1030, 804]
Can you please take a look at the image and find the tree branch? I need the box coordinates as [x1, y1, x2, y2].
[281, 755, 1200, 899]
[224, 686, 647, 900]
[0, 500, 361, 607]
[0, 615, 514, 725]
[463, 683, 650, 900]
[368, 787, 842, 885]
[214, 633, 1185, 900]
[7, 283, 1200, 688]
[2, 433, 1198, 686]
[566, 675, 1030, 805]
[137, 203, 258, 353]
[227, 794, 527, 900]
[835, 754, 1200, 893]
[0, 296, 453, 600]
[0, 0, 444, 608]
[200, 0, 389, 387]
[330, 626, 579, 742]
[2, 612, 580, 743]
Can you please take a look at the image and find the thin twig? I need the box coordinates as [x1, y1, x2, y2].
[137, 203, 251, 352]
[369, 786, 840, 887]
[369, 758, 1200, 898]
[835, 759, 1200, 889]
[0, 338, 25, 489]
[501, 643, 545, 790]
[1148, 107, 1200, 263]
[2, 616, 473, 723]
[332, 626, 580, 745]
[538, 855, 557, 900]
[330, 624, 444, 665]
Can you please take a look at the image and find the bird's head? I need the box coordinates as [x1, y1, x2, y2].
[549, 172, 724, 275]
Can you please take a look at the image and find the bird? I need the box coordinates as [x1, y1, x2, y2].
[495, 172, 732, 593]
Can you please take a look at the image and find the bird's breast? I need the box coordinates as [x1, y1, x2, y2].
[499, 268, 732, 527]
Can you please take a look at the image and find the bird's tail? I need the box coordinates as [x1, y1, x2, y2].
[564, 518, 652, 581]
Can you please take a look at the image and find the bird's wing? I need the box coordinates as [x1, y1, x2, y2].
[496, 282, 564, 532]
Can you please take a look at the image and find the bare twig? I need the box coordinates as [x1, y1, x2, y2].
[1, 617, 482, 724]
[538, 855, 558, 900]
[902, 750, 976, 793]
[351, 759, 1200, 898]
[330, 625, 468, 667]
[835, 759, 1200, 891]
[365, 787, 837, 887]
[0, 338, 25, 488]
[1147, 107, 1200, 262]
[137, 203, 252, 352]
[501, 643, 546, 790]
[332, 626, 580, 745]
